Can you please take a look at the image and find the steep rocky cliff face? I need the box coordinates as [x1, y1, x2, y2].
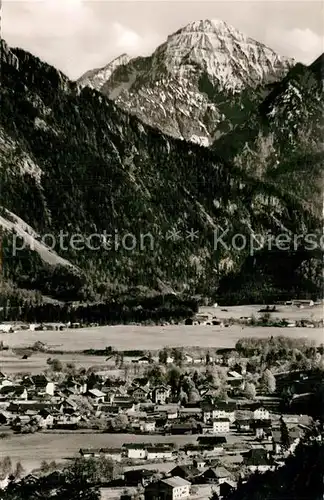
[0, 39, 19, 69]
[77, 19, 294, 146]
[0, 42, 321, 303]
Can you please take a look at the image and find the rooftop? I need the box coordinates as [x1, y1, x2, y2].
[161, 476, 191, 488]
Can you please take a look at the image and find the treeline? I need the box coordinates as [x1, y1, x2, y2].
[216, 248, 323, 305]
[235, 336, 318, 358]
[225, 439, 324, 500]
[0, 456, 118, 500]
[0, 294, 198, 324]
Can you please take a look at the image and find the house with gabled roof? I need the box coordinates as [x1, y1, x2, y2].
[146, 445, 174, 461]
[201, 466, 233, 485]
[99, 448, 123, 462]
[124, 468, 155, 487]
[252, 419, 272, 439]
[252, 405, 270, 421]
[0, 377, 13, 389]
[0, 384, 28, 401]
[213, 418, 230, 433]
[243, 448, 275, 473]
[123, 443, 148, 460]
[87, 388, 105, 404]
[213, 401, 237, 422]
[38, 409, 54, 429]
[153, 404, 178, 420]
[145, 476, 191, 500]
[79, 448, 101, 458]
[139, 417, 156, 433]
[65, 378, 87, 395]
[130, 386, 150, 402]
[168, 464, 200, 482]
[197, 435, 227, 455]
[31, 375, 55, 396]
[151, 385, 171, 405]
[235, 418, 253, 433]
[60, 397, 78, 413]
[219, 480, 237, 498]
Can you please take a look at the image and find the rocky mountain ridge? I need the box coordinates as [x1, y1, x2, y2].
[212, 53, 324, 216]
[78, 19, 294, 146]
[77, 53, 131, 92]
[0, 40, 321, 304]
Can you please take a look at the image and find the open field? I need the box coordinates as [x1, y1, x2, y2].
[0, 432, 200, 472]
[200, 303, 323, 321]
[0, 351, 119, 375]
[0, 323, 322, 353]
[0, 431, 250, 473]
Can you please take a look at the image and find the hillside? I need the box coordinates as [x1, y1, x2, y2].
[77, 19, 293, 146]
[212, 55, 324, 209]
[226, 440, 324, 500]
[0, 40, 322, 306]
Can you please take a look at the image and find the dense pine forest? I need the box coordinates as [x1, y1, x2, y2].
[0, 42, 323, 314]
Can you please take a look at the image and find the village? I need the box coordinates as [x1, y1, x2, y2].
[0, 318, 323, 500]
[0, 299, 323, 334]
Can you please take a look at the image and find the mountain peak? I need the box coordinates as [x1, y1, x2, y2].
[77, 53, 131, 91]
[78, 20, 295, 146]
[309, 53, 324, 82]
[158, 19, 294, 91]
[172, 18, 230, 34]
[110, 53, 130, 64]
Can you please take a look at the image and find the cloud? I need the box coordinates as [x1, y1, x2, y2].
[112, 22, 142, 54]
[2, 1, 323, 79]
[265, 27, 324, 64]
[2, 1, 162, 78]
[284, 28, 324, 63]
[3, 0, 93, 39]
[111, 22, 163, 58]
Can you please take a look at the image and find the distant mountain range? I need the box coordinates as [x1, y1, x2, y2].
[78, 19, 294, 146]
[0, 21, 323, 307]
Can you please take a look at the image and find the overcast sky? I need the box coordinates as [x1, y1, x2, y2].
[2, 0, 323, 80]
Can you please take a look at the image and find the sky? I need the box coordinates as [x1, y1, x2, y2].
[1, 0, 323, 80]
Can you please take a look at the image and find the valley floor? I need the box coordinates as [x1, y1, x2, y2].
[0, 431, 248, 473]
[0, 323, 322, 353]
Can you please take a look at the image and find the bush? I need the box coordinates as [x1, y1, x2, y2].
[51, 358, 63, 372]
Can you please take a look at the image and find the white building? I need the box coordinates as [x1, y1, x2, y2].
[140, 419, 156, 433]
[146, 447, 173, 461]
[213, 418, 230, 433]
[213, 408, 236, 423]
[253, 407, 270, 420]
[0, 324, 14, 333]
[87, 388, 105, 403]
[145, 476, 191, 499]
[125, 444, 147, 460]
[100, 448, 122, 462]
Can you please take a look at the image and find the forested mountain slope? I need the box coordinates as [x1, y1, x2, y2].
[0, 41, 321, 304]
[213, 54, 324, 213]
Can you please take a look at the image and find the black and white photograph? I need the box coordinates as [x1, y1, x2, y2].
[0, 0, 323, 498]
